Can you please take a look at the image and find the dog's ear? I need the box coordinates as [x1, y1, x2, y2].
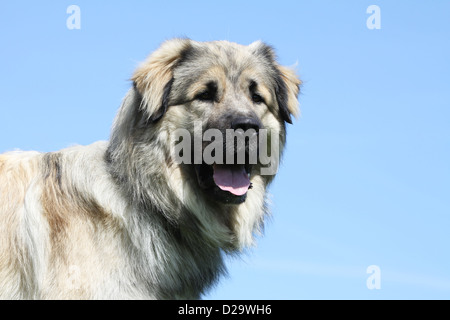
[273, 64, 301, 124]
[249, 41, 301, 124]
[131, 38, 192, 122]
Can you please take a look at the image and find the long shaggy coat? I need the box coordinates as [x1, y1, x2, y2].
[0, 39, 300, 299]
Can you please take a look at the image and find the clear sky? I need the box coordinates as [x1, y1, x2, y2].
[1, 1, 449, 299]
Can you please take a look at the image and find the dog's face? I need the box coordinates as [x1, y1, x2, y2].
[132, 39, 300, 205]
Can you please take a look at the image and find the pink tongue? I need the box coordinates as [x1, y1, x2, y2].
[213, 165, 250, 196]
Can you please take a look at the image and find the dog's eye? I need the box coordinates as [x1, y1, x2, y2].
[196, 90, 215, 102]
[252, 93, 264, 104]
[195, 81, 217, 102]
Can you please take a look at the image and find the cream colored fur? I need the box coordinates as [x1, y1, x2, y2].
[0, 39, 300, 299]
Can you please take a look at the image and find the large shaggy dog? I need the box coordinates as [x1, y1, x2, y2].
[0, 39, 300, 299]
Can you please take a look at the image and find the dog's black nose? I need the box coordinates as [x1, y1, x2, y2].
[231, 117, 261, 132]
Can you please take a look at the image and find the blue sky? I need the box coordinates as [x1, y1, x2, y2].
[1, 1, 449, 299]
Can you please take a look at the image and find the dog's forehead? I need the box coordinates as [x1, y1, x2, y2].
[173, 41, 274, 91]
[192, 40, 255, 65]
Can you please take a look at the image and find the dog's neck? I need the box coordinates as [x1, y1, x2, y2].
[105, 138, 229, 298]
[122, 204, 225, 299]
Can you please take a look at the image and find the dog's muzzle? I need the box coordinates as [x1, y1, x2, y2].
[195, 116, 262, 204]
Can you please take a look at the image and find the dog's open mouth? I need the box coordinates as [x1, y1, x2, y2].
[195, 163, 252, 204]
[190, 120, 261, 204]
[213, 164, 250, 196]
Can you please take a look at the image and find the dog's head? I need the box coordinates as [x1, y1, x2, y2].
[130, 39, 301, 206]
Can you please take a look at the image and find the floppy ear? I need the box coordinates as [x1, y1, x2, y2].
[249, 41, 301, 124]
[131, 38, 192, 122]
[274, 64, 301, 124]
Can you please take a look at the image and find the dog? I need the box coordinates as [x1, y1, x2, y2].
[0, 39, 300, 299]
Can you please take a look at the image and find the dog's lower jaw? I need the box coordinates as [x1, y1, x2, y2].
[194, 163, 250, 205]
